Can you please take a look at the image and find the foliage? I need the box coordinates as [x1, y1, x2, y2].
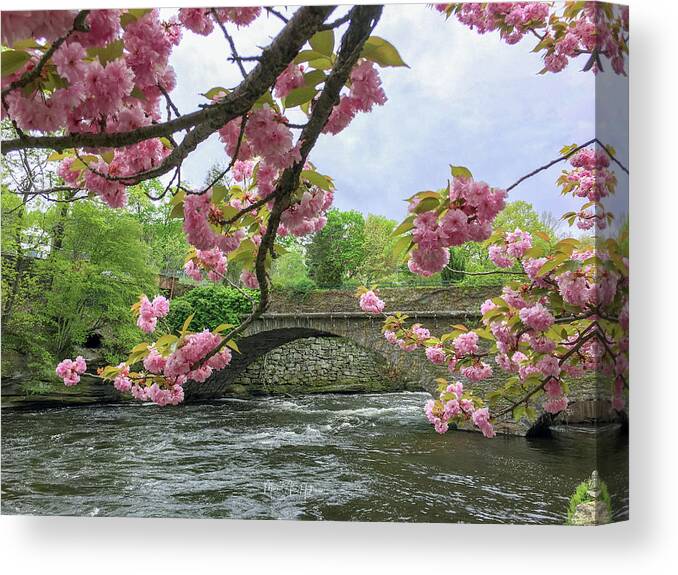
[1, 192, 156, 371]
[166, 285, 259, 333]
[356, 214, 398, 284]
[307, 209, 366, 288]
[566, 476, 612, 525]
[441, 247, 467, 284]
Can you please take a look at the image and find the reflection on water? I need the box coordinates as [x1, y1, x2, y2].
[1, 392, 628, 523]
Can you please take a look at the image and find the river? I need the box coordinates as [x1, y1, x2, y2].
[1, 392, 628, 523]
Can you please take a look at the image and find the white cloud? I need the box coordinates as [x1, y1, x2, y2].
[165, 5, 622, 222]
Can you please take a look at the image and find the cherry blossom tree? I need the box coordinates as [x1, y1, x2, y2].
[2, 3, 628, 421]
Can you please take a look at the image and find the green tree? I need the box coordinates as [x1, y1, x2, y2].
[356, 214, 398, 284]
[1, 195, 156, 371]
[454, 200, 554, 287]
[441, 247, 467, 284]
[126, 181, 190, 274]
[306, 209, 366, 288]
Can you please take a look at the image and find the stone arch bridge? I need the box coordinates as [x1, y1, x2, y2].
[185, 309, 477, 400]
[182, 287, 616, 434]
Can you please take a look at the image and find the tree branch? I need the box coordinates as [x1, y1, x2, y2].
[210, 8, 248, 79]
[2, 6, 336, 155]
[193, 4, 383, 368]
[506, 137, 628, 192]
[1, 11, 90, 100]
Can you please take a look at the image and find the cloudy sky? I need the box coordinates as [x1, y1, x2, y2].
[166, 4, 628, 223]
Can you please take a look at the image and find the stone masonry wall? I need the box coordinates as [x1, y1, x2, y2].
[268, 286, 498, 314]
[215, 336, 411, 396]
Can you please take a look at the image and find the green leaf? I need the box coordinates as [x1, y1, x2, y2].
[450, 165, 473, 179]
[537, 254, 568, 277]
[11, 39, 41, 50]
[303, 69, 326, 87]
[283, 85, 317, 109]
[101, 150, 115, 164]
[213, 323, 235, 334]
[308, 58, 333, 71]
[130, 85, 147, 101]
[412, 197, 440, 214]
[180, 313, 195, 335]
[202, 86, 229, 101]
[87, 39, 124, 66]
[309, 30, 334, 56]
[513, 405, 527, 422]
[1, 50, 31, 77]
[389, 235, 413, 263]
[100, 365, 122, 380]
[169, 202, 184, 220]
[211, 184, 228, 205]
[120, 8, 152, 29]
[360, 36, 409, 68]
[294, 50, 330, 64]
[226, 339, 240, 353]
[300, 169, 332, 191]
[130, 342, 149, 354]
[155, 334, 178, 348]
[391, 215, 415, 237]
[47, 150, 73, 162]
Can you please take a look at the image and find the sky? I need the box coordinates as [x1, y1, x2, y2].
[166, 4, 629, 225]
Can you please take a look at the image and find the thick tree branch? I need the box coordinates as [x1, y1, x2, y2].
[2, 6, 336, 155]
[1, 11, 90, 100]
[195, 5, 383, 368]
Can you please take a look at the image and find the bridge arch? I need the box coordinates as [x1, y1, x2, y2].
[183, 325, 416, 400]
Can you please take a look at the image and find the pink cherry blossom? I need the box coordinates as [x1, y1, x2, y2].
[453, 331, 479, 356]
[519, 303, 554, 332]
[359, 290, 385, 314]
[56, 356, 87, 386]
[425, 345, 446, 365]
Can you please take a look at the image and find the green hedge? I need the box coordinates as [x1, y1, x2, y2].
[166, 285, 259, 333]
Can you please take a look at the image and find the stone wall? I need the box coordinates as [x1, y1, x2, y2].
[267, 286, 498, 314]
[224, 336, 413, 395]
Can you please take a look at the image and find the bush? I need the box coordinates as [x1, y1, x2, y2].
[442, 247, 467, 284]
[165, 285, 259, 333]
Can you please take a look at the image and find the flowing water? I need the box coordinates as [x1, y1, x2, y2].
[1, 392, 628, 523]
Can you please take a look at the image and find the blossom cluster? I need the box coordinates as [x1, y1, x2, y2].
[2, 10, 181, 207]
[274, 63, 305, 99]
[488, 228, 532, 268]
[218, 106, 300, 176]
[134, 294, 170, 333]
[177, 7, 261, 36]
[183, 191, 246, 252]
[435, 2, 628, 75]
[323, 60, 387, 135]
[278, 186, 334, 237]
[58, 323, 235, 406]
[55, 356, 87, 386]
[184, 247, 228, 283]
[359, 290, 385, 314]
[368, 140, 628, 437]
[425, 381, 495, 437]
[560, 146, 616, 231]
[407, 175, 506, 276]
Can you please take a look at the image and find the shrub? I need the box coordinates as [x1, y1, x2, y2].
[165, 285, 259, 333]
